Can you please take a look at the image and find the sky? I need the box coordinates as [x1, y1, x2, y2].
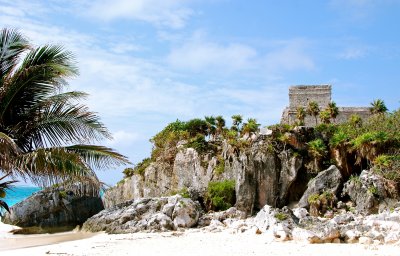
[1, 0, 399, 186]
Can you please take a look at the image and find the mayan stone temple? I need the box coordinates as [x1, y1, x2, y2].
[281, 85, 371, 126]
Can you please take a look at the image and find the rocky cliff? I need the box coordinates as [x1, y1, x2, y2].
[104, 131, 311, 215]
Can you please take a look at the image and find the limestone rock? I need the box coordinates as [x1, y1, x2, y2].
[298, 165, 343, 208]
[82, 195, 202, 234]
[342, 170, 394, 214]
[2, 188, 103, 232]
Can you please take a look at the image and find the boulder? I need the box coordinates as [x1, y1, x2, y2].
[82, 195, 202, 233]
[342, 170, 395, 214]
[2, 188, 103, 232]
[298, 165, 343, 208]
[254, 205, 298, 241]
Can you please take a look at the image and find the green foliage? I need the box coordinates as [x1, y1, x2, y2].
[296, 106, 306, 125]
[330, 130, 350, 147]
[186, 134, 209, 153]
[349, 114, 363, 128]
[373, 155, 400, 181]
[352, 131, 388, 149]
[59, 190, 68, 199]
[184, 118, 208, 137]
[171, 187, 191, 198]
[368, 185, 378, 196]
[206, 180, 236, 211]
[370, 99, 388, 114]
[215, 157, 225, 175]
[242, 118, 260, 134]
[349, 175, 361, 186]
[135, 158, 152, 175]
[308, 193, 320, 204]
[319, 110, 331, 124]
[274, 212, 288, 221]
[307, 139, 327, 158]
[0, 28, 130, 192]
[0, 174, 17, 214]
[122, 167, 134, 178]
[307, 101, 320, 125]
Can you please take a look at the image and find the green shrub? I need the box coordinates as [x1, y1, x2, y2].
[122, 167, 134, 178]
[330, 130, 350, 147]
[308, 193, 320, 204]
[214, 157, 225, 175]
[186, 134, 209, 153]
[274, 212, 288, 221]
[206, 180, 236, 211]
[307, 139, 327, 158]
[134, 158, 152, 175]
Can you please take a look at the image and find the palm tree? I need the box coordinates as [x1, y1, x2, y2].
[241, 118, 260, 134]
[215, 115, 226, 138]
[0, 174, 16, 215]
[204, 116, 216, 139]
[0, 28, 130, 193]
[370, 99, 388, 115]
[296, 106, 306, 126]
[307, 101, 320, 126]
[327, 101, 339, 123]
[319, 110, 331, 124]
[231, 114, 243, 132]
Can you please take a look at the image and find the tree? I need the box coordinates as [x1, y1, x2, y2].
[215, 115, 226, 138]
[241, 118, 260, 134]
[307, 101, 320, 126]
[231, 114, 243, 132]
[327, 101, 339, 122]
[296, 106, 306, 126]
[204, 116, 216, 139]
[370, 99, 388, 115]
[319, 110, 331, 124]
[0, 28, 129, 193]
[0, 174, 16, 215]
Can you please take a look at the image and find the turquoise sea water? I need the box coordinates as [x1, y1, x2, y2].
[3, 186, 41, 207]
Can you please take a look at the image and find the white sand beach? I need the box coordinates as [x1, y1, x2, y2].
[1, 228, 399, 256]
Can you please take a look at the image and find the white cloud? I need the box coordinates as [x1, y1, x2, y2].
[167, 39, 257, 72]
[107, 131, 140, 146]
[168, 34, 315, 75]
[86, 0, 194, 29]
[338, 47, 369, 60]
[264, 40, 315, 72]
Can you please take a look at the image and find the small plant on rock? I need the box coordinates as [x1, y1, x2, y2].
[274, 212, 288, 221]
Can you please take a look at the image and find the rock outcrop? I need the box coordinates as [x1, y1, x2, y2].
[298, 165, 343, 208]
[342, 170, 400, 214]
[82, 195, 202, 233]
[2, 188, 103, 232]
[104, 138, 308, 215]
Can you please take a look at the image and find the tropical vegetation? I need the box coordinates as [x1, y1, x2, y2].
[0, 28, 130, 212]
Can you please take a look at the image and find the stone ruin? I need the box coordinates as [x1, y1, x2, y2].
[281, 85, 371, 126]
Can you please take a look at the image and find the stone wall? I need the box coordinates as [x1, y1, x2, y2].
[281, 85, 371, 126]
[289, 85, 331, 109]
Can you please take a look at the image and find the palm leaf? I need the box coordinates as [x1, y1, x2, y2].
[0, 28, 30, 86]
[13, 102, 111, 150]
[65, 144, 131, 169]
[0, 200, 10, 213]
[0, 45, 78, 124]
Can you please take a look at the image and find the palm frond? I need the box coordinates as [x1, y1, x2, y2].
[13, 147, 97, 187]
[0, 200, 10, 213]
[0, 28, 30, 87]
[65, 144, 131, 169]
[0, 45, 78, 124]
[13, 102, 112, 150]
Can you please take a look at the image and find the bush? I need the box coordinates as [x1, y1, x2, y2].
[214, 157, 225, 175]
[206, 180, 236, 211]
[186, 134, 209, 153]
[307, 139, 327, 158]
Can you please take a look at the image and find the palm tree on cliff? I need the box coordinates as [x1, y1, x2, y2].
[215, 115, 226, 139]
[204, 116, 216, 140]
[327, 101, 339, 123]
[307, 101, 320, 126]
[0, 28, 130, 194]
[296, 106, 306, 126]
[370, 99, 388, 115]
[231, 114, 243, 132]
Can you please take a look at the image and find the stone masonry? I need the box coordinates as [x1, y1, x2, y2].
[281, 85, 371, 126]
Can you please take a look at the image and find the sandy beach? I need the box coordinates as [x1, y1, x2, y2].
[1, 227, 399, 256]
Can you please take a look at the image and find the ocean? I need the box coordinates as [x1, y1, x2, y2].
[2, 186, 41, 207]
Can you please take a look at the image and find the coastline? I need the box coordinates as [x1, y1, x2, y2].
[2, 229, 399, 256]
[0, 222, 98, 251]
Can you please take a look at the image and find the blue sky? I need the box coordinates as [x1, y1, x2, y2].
[1, 0, 399, 185]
